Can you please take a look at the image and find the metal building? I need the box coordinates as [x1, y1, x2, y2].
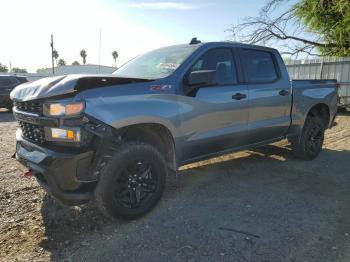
[285, 57, 350, 109]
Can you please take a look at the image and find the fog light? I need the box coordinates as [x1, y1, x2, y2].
[50, 128, 80, 142]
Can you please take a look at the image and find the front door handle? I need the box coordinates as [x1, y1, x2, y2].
[279, 89, 289, 96]
[232, 93, 247, 100]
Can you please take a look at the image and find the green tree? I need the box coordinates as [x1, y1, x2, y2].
[0, 63, 8, 72]
[112, 50, 119, 67]
[295, 0, 350, 56]
[230, 0, 350, 57]
[52, 50, 59, 65]
[57, 59, 66, 66]
[36, 67, 50, 73]
[72, 61, 80, 66]
[12, 68, 28, 73]
[80, 49, 87, 64]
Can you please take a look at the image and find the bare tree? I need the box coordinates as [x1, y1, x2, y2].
[228, 0, 336, 58]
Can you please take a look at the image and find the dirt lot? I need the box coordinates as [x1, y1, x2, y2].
[0, 109, 350, 262]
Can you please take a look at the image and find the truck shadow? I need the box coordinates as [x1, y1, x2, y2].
[339, 111, 350, 116]
[39, 144, 350, 261]
[337, 109, 350, 117]
[39, 195, 113, 256]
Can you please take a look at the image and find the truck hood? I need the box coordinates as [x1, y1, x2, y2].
[10, 74, 153, 102]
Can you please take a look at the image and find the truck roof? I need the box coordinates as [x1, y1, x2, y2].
[0, 75, 28, 79]
[178, 41, 278, 52]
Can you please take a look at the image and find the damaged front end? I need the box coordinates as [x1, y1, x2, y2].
[11, 75, 144, 205]
[13, 99, 116, 205]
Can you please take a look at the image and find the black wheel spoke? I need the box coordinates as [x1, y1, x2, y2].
[114, 159, 158, 209]
[141, 183, 156, 193]
[305, 123, 324, 154]
[141, 166, 152, 179]
[135, 187, 142, 203]
[129, 188, 139, 207]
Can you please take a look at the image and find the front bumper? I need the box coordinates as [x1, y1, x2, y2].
[15, 130, 94, 205]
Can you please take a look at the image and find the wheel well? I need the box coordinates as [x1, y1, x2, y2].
[119, 124, 176, 171]
[307, 103, 330, 128]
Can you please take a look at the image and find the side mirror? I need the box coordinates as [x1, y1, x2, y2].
[187, 70, 217, 87]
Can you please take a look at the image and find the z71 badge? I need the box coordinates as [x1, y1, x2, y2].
[150, 85, 172, 91]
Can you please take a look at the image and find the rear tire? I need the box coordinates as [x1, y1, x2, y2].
[290, 116, 325, 160]
[94, 142, 167, 220]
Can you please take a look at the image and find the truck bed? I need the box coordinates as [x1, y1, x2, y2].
[290, 79, 338, 132]
[291, 79, 338, 89]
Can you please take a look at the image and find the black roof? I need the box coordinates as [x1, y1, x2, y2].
[0, 75, 27, 79]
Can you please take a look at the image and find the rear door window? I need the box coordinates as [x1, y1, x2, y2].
[240, 49, 278, 83]
[190, 48, 238, 85]
[0, 78, 18, 88]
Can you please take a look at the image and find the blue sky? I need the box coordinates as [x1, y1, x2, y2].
[111, 0, 270, 42]
[0, 0, 291, 72]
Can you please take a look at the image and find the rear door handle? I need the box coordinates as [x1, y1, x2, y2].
[232, 93, 247, 100]
[279, 90, 289, 96]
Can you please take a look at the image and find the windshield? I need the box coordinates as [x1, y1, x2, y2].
[113, 45, 200, 79]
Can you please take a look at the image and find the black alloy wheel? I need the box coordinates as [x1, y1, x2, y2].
[291, 116, 325, 160]
[94, 142, 167, 220]
[115, 160, 158, 209]
[305, 125, 323, 156]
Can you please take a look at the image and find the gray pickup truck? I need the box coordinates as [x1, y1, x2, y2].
[11, 41, 337, 219]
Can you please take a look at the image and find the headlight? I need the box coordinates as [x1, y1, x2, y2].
[47, 127, 81, 142]
[44, 102, 84, 117]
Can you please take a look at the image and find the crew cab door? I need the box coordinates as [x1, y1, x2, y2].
[238, 48, 292, 144]
[179, 47, 249, 161]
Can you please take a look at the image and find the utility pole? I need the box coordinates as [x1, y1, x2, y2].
[98, 28, 102, 73]
[50, 34, 55, 75]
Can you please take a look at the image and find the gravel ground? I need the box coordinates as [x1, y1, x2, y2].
[0, 109, 350, 262]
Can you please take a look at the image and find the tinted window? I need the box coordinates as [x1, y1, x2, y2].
[240, 49, 278, 83]
[191, 48, 237, 85]
[0, 77, 19, 88]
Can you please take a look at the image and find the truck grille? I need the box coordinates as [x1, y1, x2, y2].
[14, 101, 43, 115]
[18, 121, 46, 144]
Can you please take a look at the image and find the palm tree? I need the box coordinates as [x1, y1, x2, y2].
[52, 50, 59, 65]
[112, 50, 118, 67]
[57, 59, 66, 66]
[0, 63, 8, 72]
[80, 49, 87, 64]
[12, 68, 27, 73]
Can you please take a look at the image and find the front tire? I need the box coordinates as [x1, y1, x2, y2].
[94, 142, 167, 220]
[290, 116, 325, 160]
